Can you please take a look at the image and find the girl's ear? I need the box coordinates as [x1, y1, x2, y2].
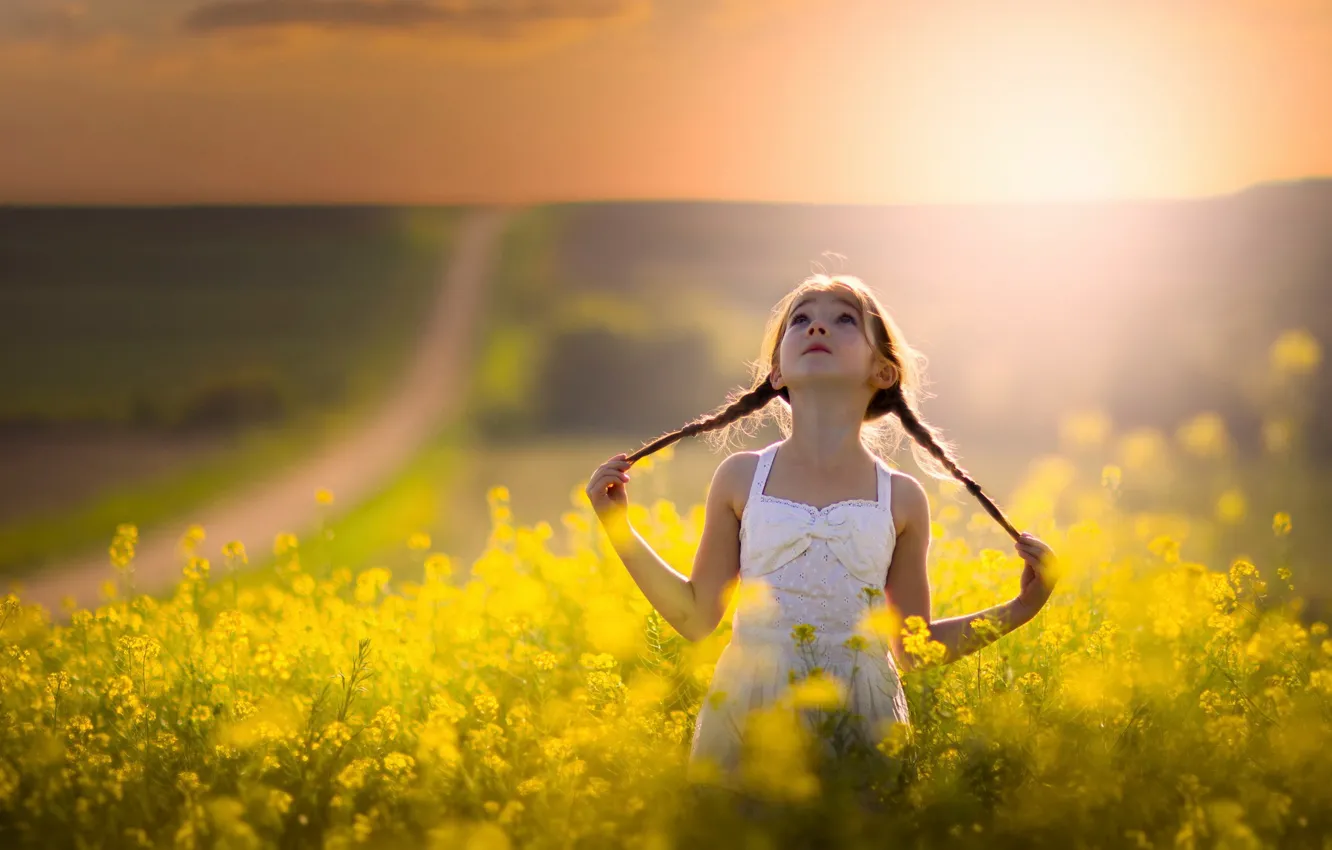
[870, 359, 899, 390]
[769, 363, 785, 391]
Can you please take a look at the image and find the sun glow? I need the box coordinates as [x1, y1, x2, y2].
[982, 102, 1130, 202]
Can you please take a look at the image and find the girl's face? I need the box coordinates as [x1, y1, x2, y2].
[773, 287, 886, 390]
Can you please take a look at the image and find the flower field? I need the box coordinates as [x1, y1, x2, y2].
[2, 333, 1329, 848]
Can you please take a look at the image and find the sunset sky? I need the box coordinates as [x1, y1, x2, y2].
[2, 0, 1330, 205]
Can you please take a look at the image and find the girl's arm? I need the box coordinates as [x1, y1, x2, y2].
[592, 453, 748, 642]
[882, 475, 1054, 674]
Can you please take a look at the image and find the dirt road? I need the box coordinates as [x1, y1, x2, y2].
[8, 206, 515, 622]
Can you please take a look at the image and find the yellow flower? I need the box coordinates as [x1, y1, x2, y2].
[741, 707, 819, 802]
[424, 553, 453, 582]
[1059, 410, 1112, 450]
[1263, 418, 1293, 454]
[498, 801, 525, 826]
[44, 672, 69, 703]
[1101, 465, 1123, 491]
[407, 532, 432, 551]
[354, 567, 392, 603]
[857, 606, 901, 646]
[842, 635, 869, 653]
[180, 524, 206, 551]
[901, 616, 946, 667]
[482, 754, 510, 775]
[109, 524, 138, 570]
[182, 557, 210, 582]
[1269, 328, 1322, 377]
[273, 532, 298, 556]
[791, 624, 817, 647]
[578, 652, 616, 671]
[1228, 558, 1259, 590]
[1117, 428, 1167, 471]
[788, 672, 847, 710]
[214, 610, 247, 638]
[352, 813, 375, 842]
[473, 693, 500, 719]
[1215, 489, 1246, 524]
[15, 449, 1332, 846]
[876, 722, 912, 758]
[383, 752, 415, 777]
[516, 778, 546, 796]
[1176, 413, 1231, 459]
[1148, 536, 1181, 564]
[315, 488, 335, 505]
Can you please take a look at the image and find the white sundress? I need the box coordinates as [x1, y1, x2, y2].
[687, 439, 911, 787]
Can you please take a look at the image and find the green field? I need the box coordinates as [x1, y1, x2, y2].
[0, 206, 464, 580]
[0, 206, 463, 425]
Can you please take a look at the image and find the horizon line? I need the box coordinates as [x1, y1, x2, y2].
[2, 176, 1330, 211]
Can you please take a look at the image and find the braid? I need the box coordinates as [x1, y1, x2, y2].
[626, 381, 782, 463]
[888, 388, 1022, 542]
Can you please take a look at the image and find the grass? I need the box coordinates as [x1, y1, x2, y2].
[224, 418, 475, 598]
[0, 206, 463, 424]
[0, 403, 376, 583]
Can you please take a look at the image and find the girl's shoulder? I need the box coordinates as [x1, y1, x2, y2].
[717, 448, 766, 477]
[711, 449, 766, 522]
[885, 467, 930, 536]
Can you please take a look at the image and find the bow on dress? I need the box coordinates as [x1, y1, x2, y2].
[742, 499, 895, 586]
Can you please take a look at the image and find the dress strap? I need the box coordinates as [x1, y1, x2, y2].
[748, 441, 781, 502]
[875, 456, 894, 515]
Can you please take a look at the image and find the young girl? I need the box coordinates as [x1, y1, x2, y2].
[584, 274, 1060, 791]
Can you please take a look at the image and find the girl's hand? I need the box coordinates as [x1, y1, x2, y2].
[586, 453, 633, 521]
[1014, 532, 1059, 618]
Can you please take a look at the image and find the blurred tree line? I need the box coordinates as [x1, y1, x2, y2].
[468, 209, 737, 442]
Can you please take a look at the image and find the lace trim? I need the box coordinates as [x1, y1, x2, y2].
[755, 494, 888, 515]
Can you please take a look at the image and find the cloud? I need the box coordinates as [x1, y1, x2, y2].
[2, 2, 91, 41]
[181, 0, 643, 37]
[0, 1, 182, 46]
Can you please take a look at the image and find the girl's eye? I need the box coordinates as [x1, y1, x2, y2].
[789, 310, 855, 326]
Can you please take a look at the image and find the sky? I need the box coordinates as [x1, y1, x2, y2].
[2, 0, 1330, 205]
